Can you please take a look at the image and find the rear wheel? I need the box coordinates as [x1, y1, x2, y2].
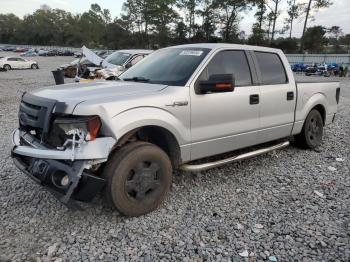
[295, 109, 324, 149]
[3, 64, 11, 70]
[103, 142, 172, 216]
[31, 64, 38, 69]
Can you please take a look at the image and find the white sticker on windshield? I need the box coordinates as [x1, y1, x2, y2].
[180, 50, 203, 56]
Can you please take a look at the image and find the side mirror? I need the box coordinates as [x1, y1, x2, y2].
[196, 74, 235, 94]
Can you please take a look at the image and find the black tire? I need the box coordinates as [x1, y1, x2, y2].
[295, 109, 324, 149]
[31, 64, 38, 69]
[3, 64, 11, 70]
[103, 142, 172, 216]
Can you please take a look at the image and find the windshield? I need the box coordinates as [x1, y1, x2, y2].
[105, 51, 131, 66]
[119, 47, 210, 86]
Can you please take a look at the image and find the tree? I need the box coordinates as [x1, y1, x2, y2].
[253, 0, 267, 31]
[0, 14, 21, 44]
[299, 0, 332, 52]
[147, 0, 179, 47]
[248, 23, 268, 45]
[271, 37, 298, 52]
[215, 0, 252, 42]
[174, 21, 188, 43]
[177, 0, 199, 38]
[122, 0, 153, 45]
[267, 0, 284, 43]
[197, 0, 218, 41]
[339, 34, 350, 54]
[284, 0, 303, 38]
[303, 25, 327, 53]
[327, 26, 343, 53]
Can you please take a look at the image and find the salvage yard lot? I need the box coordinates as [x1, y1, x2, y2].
[0, 52, 349, 261]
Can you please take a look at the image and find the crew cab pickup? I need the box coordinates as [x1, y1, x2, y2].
[11, 44, 340, 216]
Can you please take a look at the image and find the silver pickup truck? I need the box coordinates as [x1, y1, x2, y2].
[11, 44, 340, 216]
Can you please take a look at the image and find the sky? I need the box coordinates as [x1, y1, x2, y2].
[1, 0, 349, 38]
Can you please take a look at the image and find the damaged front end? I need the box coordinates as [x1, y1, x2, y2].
[11, 93, 116, 207]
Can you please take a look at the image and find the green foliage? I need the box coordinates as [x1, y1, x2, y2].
[303, 26, 327, 53]
[0, 0, 342, 53]
[271, 37, 299, 53]
[0, 14, 22, 43]
[214, 0, 253, 42]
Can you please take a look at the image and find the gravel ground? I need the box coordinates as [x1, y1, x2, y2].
[0, 52, 349, 261]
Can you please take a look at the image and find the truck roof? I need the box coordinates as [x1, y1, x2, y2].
[168, 43, 282, 53]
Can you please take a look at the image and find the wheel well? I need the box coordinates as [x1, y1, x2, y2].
[115, 126, 181, 168]
[312, 104, 326, 125]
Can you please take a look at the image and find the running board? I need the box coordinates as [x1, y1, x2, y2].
[180, 141, 290, 172]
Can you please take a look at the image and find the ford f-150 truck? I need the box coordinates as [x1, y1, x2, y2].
[11, 44, 340, 216]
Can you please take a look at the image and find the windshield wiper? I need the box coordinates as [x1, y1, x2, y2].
[123, 76, 150, 82]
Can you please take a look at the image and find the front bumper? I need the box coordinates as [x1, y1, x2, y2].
[11, 129, 116, 205]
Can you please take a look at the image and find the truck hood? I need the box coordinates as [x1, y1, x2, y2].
[32, 81, 167, 113]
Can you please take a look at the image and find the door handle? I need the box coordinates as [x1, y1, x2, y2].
[249, 94, 259, 105]
[287, 91, 294, 100]
[165, 101, 188, 107]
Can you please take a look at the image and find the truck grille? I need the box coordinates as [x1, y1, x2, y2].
[18, 93, 58, 133]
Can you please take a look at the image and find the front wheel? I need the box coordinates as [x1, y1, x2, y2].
[103, 142, 172, 216]
[31, 64, 39, 69]
[294, 109, 324, 149]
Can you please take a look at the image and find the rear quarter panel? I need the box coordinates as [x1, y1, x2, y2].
[292, 81, 339, 134]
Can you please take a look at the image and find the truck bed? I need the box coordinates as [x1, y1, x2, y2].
[294, 75, 340, 83]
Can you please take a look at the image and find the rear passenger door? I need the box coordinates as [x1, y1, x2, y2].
[7, 58, 18, 68]
[252, 51, 296, 143]
[190, 49, 261, 160]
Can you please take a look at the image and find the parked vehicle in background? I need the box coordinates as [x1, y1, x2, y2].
[74, 52, 82, 58]
[15, 47, 29, 53]
[38, 50, 48, 56]
[0, 57, 39, 70]
[327, 63, 340, 76]
[291, 63, 308, 72]
[11, 43, 340, 216]
[3, 46, 16, 51]
[46, 50, 60, 56]
[60, 48, 152, 79]
[95, 50, 113, 59]
[94, 49, 153, 79]
[20, 50, 38, 57]
[60, 50, 75, 56]
[102, 49, 152, 69]
[305, 64, 330, 77]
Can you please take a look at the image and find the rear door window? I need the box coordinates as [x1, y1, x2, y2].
[254, 51, 288, 85]
[200, 50, 252, 86]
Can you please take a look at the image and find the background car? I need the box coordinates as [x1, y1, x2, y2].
[0, 57, 39, 70]
[61, 50, 75, 56]
[20, 50, 38, 57]
[102, 49, 152, 69]
[291, 63, 308, 72]
[2, 46, 16, 51]
[15, 47, 29, 53]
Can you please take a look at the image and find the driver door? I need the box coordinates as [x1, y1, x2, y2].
[190, 49, 261, 160]
[16, 58, 27, 69]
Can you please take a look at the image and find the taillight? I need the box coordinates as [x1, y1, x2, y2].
[336, 87, 340, 104]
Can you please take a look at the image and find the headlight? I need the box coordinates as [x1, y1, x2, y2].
[53, 116, 101, 141]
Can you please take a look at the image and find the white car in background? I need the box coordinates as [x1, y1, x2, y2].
[0, 57, 39, 70]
